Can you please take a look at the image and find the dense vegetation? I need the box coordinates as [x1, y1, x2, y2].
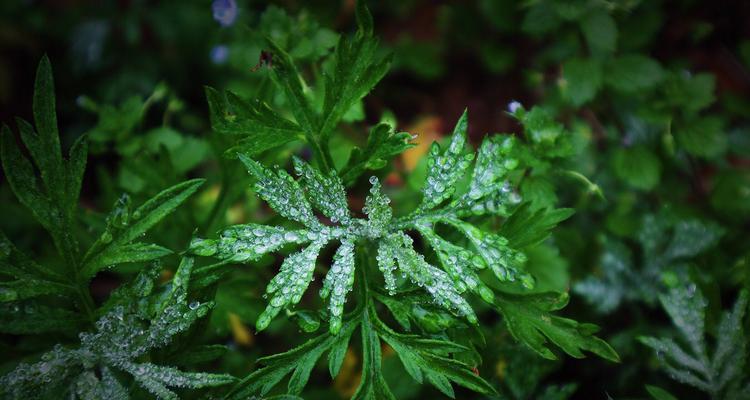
[1, 0, 748, 399]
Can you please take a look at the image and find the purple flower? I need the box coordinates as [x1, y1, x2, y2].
[210, 45, 230, 64]
[507, 100, 522, 114]
[212, 0, 238, 27]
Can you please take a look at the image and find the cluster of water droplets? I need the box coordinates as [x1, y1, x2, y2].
[363, 176, 392, 238]
[0, 257, 231, 399]
[386, 232, 477, 323]
[257, 241, 325, 331]
[320, 239, 356, 334]
[456, 136, 521, 217]
[421, 138, 474, 211]
[242, 156, 321, 229]
[418, 227, 495, 303]
[189, 223, 310, 262]
[293, 156, 352, 225]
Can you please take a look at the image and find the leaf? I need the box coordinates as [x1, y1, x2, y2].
[293, 156, 351, 224]
[639, 285, 749, 397]
[612, 145, 661, 190]
[605, 55, 664, 93]
[82, 243, 172, 277]
[675, 117, 727, 159]
[352, 310, 395, 400]
[0, 279, 72, 302]
[239, 155, 321, 228]
[645, 385, 678, 400]
[0, 302, 84, 334]
[265, 38, 320, 137]
[561, 58, 602, 106]
[340, 123, 414, 186]
[81, 179, 205, 279]
[419, 109, 473, 211]
[320, 240, 356, 334]
[494, 291, 620, 362]
[376, 319, 497, 397]
[205, 87, 303, 157]
[499, 203, 575, 249]
[319, 0, 391, 139]
[225, 319, 358, 399]
[580, 10, 617, 54]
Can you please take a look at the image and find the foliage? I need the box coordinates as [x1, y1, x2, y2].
[1, 0, 748, 399]
[640, 283, 749, 399]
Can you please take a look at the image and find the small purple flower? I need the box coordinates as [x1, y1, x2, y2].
[212, 0, 238, 27]
[210, 45, 230, 65]
[507, 100, 522, 114]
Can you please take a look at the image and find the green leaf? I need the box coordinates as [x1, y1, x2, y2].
[205, 87, 303, 157]
[81, 179, 204, 279]
[664, 72, 715, 114]
[561, 58, 602, 106]
[675, 117, 727, 159]
[639, 286, 749, 397]
[352, 310, 395, 400]
[645, 385, 678, 400]
[293, 156, 351, 225]
[340, 123, 414, 186]
[499, 203, 575, 249]
[612, 146, 661, 190]
[494, 291, 620, 362]
[580, 10, 617, 54]
[319, 0, 391, 139]
[81, 243, 172, 278]
[239, 155, 321, 229]
[376, 320, 497, 397]
[419, 109, 473, 211]
[605, 55, 664, 93]
[266, 38, 320, 137]
[0, 302, 84, 334]
[225, 319, 357, 399]
[0, 279, 72, 302]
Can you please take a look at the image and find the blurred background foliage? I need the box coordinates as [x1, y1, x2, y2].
[1, 0, 749, 398]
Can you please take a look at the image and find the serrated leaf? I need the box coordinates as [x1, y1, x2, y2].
[293, 156, 351, 224]
[494, 291, 620, 362]
[639, 285, 749, 397]
[205, 87, 303, 157]
[352, 310, 395, 400]
[239, 155, 321, 228]
[499, 203, 574, 249]
[319, 0, 391, 139]
[81, 179, 205, 280]
[341, 123, 414, 186]
[419, 109, 474, 211]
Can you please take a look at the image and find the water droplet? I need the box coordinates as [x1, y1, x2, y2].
[189, 301, 200, 310]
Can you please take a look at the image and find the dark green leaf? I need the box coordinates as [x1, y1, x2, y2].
[494, 291, 620, 362]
